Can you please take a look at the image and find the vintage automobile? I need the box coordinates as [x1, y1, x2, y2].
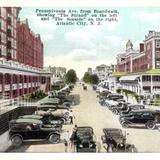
[101, 128, 136, 152]
[107, 94, 124, 101]
[35, 109, 70, 124]
[18, 114, 63, 131]
[92, 85, 97, 90]
[71, 126, 97, 152]
[120, 104, 145, 115]
[111, 102, 129, 115]
[40, 97, 72, 108]
[119, 109, 160, 129]
[83, 86, 87, 90]
[9, 118, 60, 147]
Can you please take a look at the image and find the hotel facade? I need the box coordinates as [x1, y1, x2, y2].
[110, 31, 160, 95]
[0, 7, 51, 99]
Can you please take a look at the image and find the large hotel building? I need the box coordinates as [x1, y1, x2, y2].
[0, 7, 51, 99]
[110, 31, 160, 95]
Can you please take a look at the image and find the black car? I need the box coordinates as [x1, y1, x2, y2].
[120, 104, 145, 115]
[101, 128, 136, 152]
[18, 114, 63, 131]
[92, 85, 97, 90]
[71, 126, 97, 152]
[119, 109, 160, 129]
[107, 94, 124, 101]
[9, 118, 60, 147]
[111, 102, 129, 115]
[35, 109, 70, 124]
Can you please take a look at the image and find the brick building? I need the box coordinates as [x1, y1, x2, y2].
[111, 31, 160, 95]
[0, 7, 51, 99]
[117, 31, 160, 73]
[17, 19, 43, 68]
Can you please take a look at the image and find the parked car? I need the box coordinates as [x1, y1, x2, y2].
[39, 97, 72, 108]
[101, 128, 136, 152]
[111, 102, 129, 115]
[35, 109, 70, 124]
[18, 114, 63, 131]
[83, 86, 87, 90]
[119, 109, 160, 129]
[92, 85, 97, 90]
[120, 104, 145, 115]
[71, 126, 97, 152]
[104, 99, 119, 108]
[9, 118, 60, 147]
[107, 94, 124, 101]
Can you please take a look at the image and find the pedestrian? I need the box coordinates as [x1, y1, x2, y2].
[64, 139, 68, 152]
[69, 110, 75, 124]
[63, 130, 69, 152]
[70, 125, 77, 152]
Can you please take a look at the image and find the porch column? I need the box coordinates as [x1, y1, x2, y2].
[151, 75, 153, 94]
[10, 74, 13, 98]
[17, 74, 20, 97]
[140, 75, 143, 95]
[2, 73, 5, 98]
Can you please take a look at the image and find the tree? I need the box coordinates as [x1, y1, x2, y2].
[83, 72, 90, 83]
[65, 69, 77, 84]
[90, 74, 99, 84]
[83, 72, 99, 84]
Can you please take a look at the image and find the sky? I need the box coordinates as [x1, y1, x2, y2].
[19, 7, 160, 78]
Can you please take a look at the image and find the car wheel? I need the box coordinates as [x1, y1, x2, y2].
[60, 118, 66, 124]
[146, 121, 156, 130]
[11, 135, 22, 147]
[121, 121, 129, 128]
[63, 102, 71, 107]
[49, 133, 60, 144]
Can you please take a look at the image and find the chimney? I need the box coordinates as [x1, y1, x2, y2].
[140, 43, 144, 52]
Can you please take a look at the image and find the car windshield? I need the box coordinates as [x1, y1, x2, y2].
[77, 127, 93, 136]
[103, 129, 123, 137]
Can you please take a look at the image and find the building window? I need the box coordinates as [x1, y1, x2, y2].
[7, 40, 11, 48]
[7, 52, 11, 60]
[7, 17, 11, 25]
[142, 75, 151, 82]
[7, 29, 12, 37]
[156, 40, 160, 48]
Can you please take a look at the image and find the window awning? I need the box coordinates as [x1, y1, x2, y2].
[119, 75, 139, 81]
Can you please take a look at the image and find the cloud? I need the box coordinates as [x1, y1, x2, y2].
[41, 34, 53, 41]
[66, 49, 97, 61]
[65, 29, 95, 49]
[20, 8, 57, 32]
[132, 11, 160, 22]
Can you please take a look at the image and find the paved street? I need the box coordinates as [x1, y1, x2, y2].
[8, 83, 160, 152]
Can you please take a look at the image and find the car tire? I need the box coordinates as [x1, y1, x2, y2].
[146, 120, 156, 130]
[49, 133, 60, 144]
[121, 121, 129, 128]
[60, 118, 66, 124]
[11, 135, 22, 147]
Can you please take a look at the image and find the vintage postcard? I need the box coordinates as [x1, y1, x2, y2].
[1, 0, 160, 159]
